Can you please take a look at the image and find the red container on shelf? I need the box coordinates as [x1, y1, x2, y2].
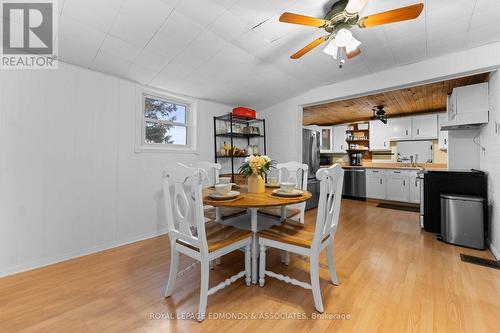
[232, 107, 256, 119]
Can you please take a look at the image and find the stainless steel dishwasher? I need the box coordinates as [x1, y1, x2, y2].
[342, 168, 366, 198]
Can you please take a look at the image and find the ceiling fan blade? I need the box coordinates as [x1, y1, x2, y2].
[279, 12, 328, 28]
[347, 47, 361, 59]
[291, 35, 330, 59]
[358, 3, 424, 28]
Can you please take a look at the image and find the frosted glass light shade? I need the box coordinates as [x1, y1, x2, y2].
[335, 29, 353, 48]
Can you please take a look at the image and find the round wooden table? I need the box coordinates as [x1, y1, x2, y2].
[203, 186, 311, 284]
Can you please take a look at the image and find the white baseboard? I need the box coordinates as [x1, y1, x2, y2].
[489, 240, 500, 260]
[0, 228, 169, 278]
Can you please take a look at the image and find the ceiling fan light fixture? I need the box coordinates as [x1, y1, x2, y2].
[346, 37, 361, 54]
[323, 39, 338, 58]
[334, 29, 353, 48]
[344, 0, 369, 15]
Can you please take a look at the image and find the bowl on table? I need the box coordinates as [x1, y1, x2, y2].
[279, 182, 296, 193]
[215, 183, 232, 194]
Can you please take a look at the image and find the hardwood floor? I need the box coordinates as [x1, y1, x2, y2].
[1, 199, 499, 332]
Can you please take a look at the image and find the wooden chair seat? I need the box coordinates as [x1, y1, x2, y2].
[204, 207, 246, 220]
[258, 220, 328, 249]
[258, 207, 301, 219]
[177, 221, 252, 252]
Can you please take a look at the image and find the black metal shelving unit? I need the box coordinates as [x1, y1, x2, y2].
[213, 113, 266, 182]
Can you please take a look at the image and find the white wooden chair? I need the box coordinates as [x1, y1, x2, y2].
[162, 165, 252, 321]
[190, 161, 246, 221]
[259, 161, 309, 223]
[258, 164, 344, 313]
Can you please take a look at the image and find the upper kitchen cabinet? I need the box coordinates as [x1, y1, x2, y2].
[369, 120, 391, 151]
[412, 114, 438, 139]
[319, 127, 333, 153]
[442, 82, 489, 129]
[438, 113, 448, 151]
[332, 125, 347, 153]
[390, 114, 439, 141]
[390, 117, 412, 140]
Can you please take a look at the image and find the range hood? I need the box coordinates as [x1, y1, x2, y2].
[441, 111, 489, 130]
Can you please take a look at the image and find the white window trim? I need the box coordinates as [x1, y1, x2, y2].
[135, 89, 198, 154]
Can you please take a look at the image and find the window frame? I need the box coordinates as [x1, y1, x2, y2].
[136, 90, 198, 154]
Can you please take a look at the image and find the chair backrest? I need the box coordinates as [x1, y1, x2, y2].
[313, 164, 344, 246]
[276, 161, 309, 191]
[162, 164, 209, 253]
[191, 161, 222, 186]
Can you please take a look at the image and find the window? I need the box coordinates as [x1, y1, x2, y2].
[139, 92, 196, 152]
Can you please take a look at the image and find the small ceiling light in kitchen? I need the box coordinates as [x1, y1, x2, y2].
[372, 105, 387, 124]
[279, 0, 424, 60]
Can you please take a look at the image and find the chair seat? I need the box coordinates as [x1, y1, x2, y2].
[204, 207, 247, 220]
[258, 206, 301, 219]
[177, 221, 251, 252]
[258, 220, 328, 248]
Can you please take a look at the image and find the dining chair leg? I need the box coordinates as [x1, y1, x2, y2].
[310, 253, 324, 313]
[164, 247, 179, 297]
[259, 245, 266, 287]
[198, 260, 210, 322]
[245, 245, 251, 286]
[327, 239, 339, 285]
[299, 203, 306, 224]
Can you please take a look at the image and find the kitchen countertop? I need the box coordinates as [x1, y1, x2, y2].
[320, 162, 448, 171]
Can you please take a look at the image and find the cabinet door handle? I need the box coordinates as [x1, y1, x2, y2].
[380, 179, 382, 185]
[444, 138, 447, 145]
[405, 130, 408, 136]
[417, 129, 420, 135]
[403, 180, 406, 186]
[383, 141, 386, 147]
[415, 180, 417, 187]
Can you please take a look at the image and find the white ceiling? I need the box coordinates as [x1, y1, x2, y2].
[57, 0, 500, 109]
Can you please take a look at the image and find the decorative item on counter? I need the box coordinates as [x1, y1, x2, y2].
[252, 144, 260, 155]
[238, 155, 275, 193]
[232, 107, 256, 119]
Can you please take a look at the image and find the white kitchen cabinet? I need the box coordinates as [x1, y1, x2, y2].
[369, 120, 391, 151]
[366, 169, 386, 199]
[386, 170, 410, 202]
[409, 175, 420, 203]
[412, 114, 438, 139]
[438, 112, 448, 151]
[443, 83, 489, 128]
[390, 118, 412, 140]
[319, 127, 333, 153]
[332, 125, 347, 153]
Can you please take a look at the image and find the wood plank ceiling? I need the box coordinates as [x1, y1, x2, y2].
[303, 73, 489, 126]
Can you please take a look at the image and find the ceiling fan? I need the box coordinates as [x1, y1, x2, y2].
[279, 0, 424, 62]
[372, 105, 387, 124]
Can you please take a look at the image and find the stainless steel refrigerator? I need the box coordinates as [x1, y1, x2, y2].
[302, 129, 321, 210]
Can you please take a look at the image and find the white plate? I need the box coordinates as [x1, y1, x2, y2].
[272, 189, 303, 197]
[208, 190, 240, 200]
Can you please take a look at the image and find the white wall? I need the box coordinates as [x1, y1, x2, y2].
[260, 43, 500, 165]
[448, 129, 481, 169]
[0, 62, 231, 277]
[480, 71, 500, 259]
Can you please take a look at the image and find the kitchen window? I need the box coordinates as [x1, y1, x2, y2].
[138, 92, 197, 153]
